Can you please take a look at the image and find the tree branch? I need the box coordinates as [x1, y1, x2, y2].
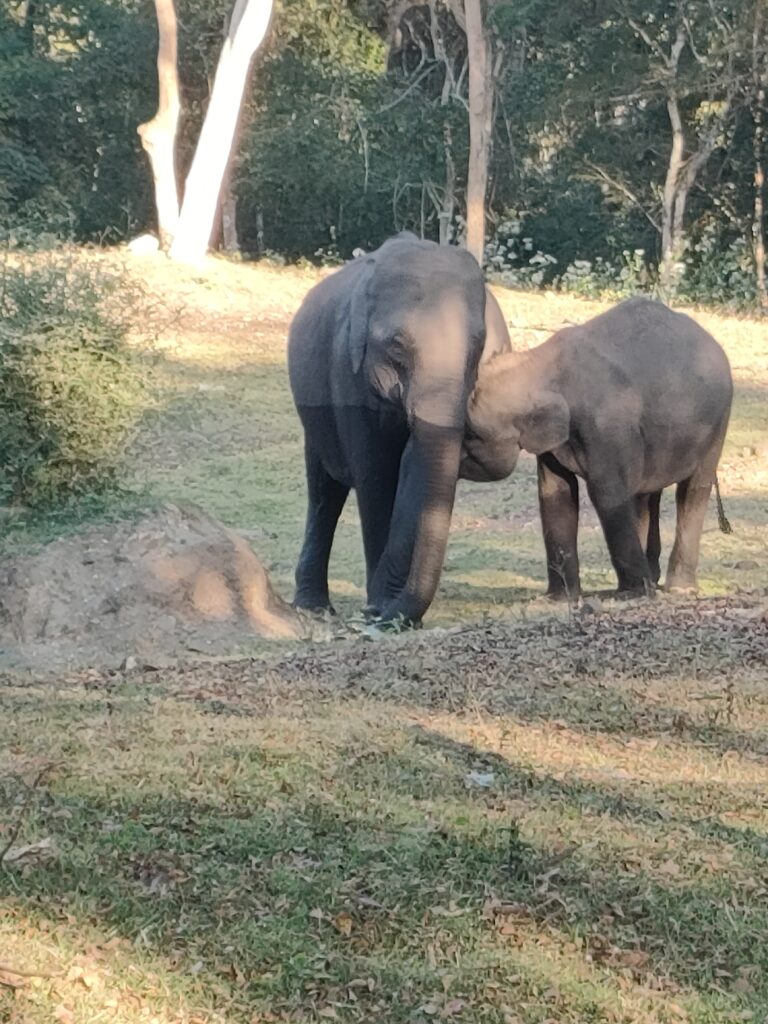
[626, 14, 668, 65]
[375, 64, 435, 114]
[581, 159, 661, 232]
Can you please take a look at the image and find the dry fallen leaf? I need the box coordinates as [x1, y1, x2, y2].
[419, 1002, 440, 1016]
[444, 997, 467, 1015]
[2, 837, 57, 866]
[430, 902, 466, 918]
[0, 971, 25, 990]
[332, 912, 353, 937]
[464, 770, 495, 789]
[658, 859, 681, 877]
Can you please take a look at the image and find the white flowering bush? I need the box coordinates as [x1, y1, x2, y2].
[484, 213, 558, 288]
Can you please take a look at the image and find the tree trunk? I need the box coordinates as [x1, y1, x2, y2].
[255, 208, 265, 255]
[660, 91, 686, 297]
[463, 0, 492, 265]
[753, 92, 767, 310]
[753, 1, 768, 311]
[169, 0, 273, 263]
[137, 0, 180, 251]
[221, 184, 239, 252]
[24, 0, 36, 52]
[438, 124, 455, 245]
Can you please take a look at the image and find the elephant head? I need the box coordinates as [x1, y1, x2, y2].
[460, 349, 570, 483]
[345, 234, 493, 622]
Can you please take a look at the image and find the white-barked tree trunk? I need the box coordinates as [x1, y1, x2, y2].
[169, 0, 274, 263]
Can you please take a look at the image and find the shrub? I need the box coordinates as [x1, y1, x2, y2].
[0, 248, 153, 509]
[484, 212, 559, 288]
[558, 249, 651, 299]
[680, 224, 757, 310]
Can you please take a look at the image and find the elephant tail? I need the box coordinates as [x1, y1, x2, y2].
[714, 476, 733, 535]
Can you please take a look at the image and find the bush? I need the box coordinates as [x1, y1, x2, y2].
[680, 223, 757, 310]
[558, 249, 651, 299]
[484, 212, 559, 288]
[0, 248, 153, 509]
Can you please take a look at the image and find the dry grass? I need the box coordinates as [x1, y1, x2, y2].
[1, 248, 767, 1024]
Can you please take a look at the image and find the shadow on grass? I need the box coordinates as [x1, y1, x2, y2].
[408, 724, 768, 863]
[2, 717, 767, 1023]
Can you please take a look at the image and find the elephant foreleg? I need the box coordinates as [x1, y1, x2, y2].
[294, 445, 350, 612]
[589, 483, 653, 596]
[365, 437, 420, 617]
[537, 454, 581, 601]
[354, 450, 403, 600]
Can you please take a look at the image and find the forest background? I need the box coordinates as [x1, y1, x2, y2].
[3, 0, 768, 309]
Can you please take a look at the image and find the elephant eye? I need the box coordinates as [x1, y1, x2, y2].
[389, 333, 411, 367]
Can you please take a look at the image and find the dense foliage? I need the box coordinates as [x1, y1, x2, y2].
[1, 0, 766, 306]
[0, 249, 153, 507]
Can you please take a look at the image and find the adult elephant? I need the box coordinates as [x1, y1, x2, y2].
[460, 297, 733, 599]
[288, 233, 510, 625]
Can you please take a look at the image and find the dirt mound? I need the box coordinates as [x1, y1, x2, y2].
[0, 504, 304, 672]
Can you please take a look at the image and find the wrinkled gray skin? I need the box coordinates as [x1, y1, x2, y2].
[288, 233, 510, 624]
[461, 297, 733, 598]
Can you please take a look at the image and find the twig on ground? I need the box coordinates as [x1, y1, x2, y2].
[0, 962, 63, 980]
[0, 762, 57, 866]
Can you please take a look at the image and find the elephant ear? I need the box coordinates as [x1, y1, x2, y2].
[348, 257, 376, 375]
[517, 390, 570, 455]
[480, 288, 511, 365]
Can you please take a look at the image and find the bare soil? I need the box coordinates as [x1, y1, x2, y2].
[0, 503, 302, 672]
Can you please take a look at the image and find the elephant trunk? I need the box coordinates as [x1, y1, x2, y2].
[376, 304, 479, 625]
[379, 417, 463, 625]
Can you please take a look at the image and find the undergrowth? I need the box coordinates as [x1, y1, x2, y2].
[0, 246, 155, 509]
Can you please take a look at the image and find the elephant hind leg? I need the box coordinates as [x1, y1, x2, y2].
[635, 494, 650, 551]
[294, 445, 349, 613]
[666, 435, 725, 592]
[646, 491, 662, 584]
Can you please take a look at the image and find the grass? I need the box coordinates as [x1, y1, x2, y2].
[2, 615, 768, 1023]
[1, 249, 767, 1023]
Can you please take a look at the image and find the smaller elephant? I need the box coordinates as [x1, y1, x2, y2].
[461, 297, 733, 599]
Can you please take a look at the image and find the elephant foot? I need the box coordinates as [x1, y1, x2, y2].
[362, 607, 422, 632]
[664, 582, 698, 596]
[293, 595, 337, 616]
[370, 602, 423, 632]
[543, 587, 581, 604]
[615, 580, 656, 600]
[373, 616, 422, 634]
